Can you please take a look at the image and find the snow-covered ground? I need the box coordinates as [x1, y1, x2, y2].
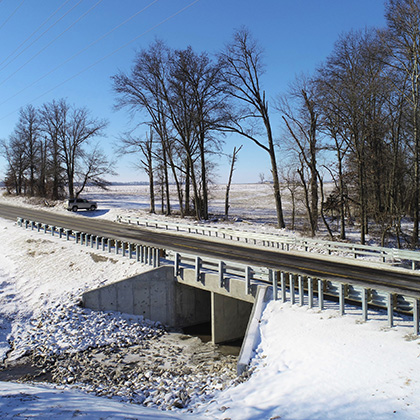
[0, 184, 420, 419]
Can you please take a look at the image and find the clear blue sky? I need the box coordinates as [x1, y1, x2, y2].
[0, 0, 386, 184]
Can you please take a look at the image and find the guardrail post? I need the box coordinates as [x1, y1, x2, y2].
[308, 277, 313, 308]
[271, 270, 278, 301]
[128, 244, 132, 259]
[195, 257, 201, 282]
[290, 274, 295, 305]
[122, 242, 126, 257]
[298, 275, 304, 306]
[245, 266, 251, 295]
[413, 299, 419, 335]
[174, 252, 180, 276]
[44, 224, 48, 234]
[148, 247, 153, 265]
[66, 229, 70, 241]
[219, 261, 225, 287]
[156, 249, 161, 267]
[412, 261, 416, 270]
[115, 240, 119, 255]
[318, 279, 324, 310]
[51, 226, 55, 237]
[362, 288, 368, 321]
[339, 283, 345, 316]
[136, 245, 140, 262]
[281, 272, 286, 302]
[387, 293, 394, 328]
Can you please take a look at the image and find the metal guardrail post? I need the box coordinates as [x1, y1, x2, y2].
[281, 271, 286, 302]
[339, 284, 345, 316]
[268, 270, 274, 299]
[413, 299, 419, 335]
[136, 245, 140, 262]
[298, 275, 304, 306]
[387, 293, 394, 328]
[290, 273, 295, 305]
[271, 270, 277, 301]
[318, 280, 324, 310]
[308, 277, 313, 308]
[245, 266, 251, 295]
[148, 247, 153, 265]
[362, 288, 368, 321]
[174, 252, 180, 276]
[195, 256, 201, 282]
[219, 260, 225, 287]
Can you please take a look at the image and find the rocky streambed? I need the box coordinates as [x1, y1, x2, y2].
[0, 302, 248, 412]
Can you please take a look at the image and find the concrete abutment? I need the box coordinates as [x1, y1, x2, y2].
[82, 265, 256, 346]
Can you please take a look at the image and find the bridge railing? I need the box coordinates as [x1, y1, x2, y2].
[16, 217, 420, 336]
[165, 248, 419, 334]
[116, 215, 420, 270]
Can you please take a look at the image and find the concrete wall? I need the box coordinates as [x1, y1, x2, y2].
[212, 292, 253, 344]
[82, 266, 210, 328]
[82, 265, 257, 345]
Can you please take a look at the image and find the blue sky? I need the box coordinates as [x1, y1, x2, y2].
[0, 0, 386, 184]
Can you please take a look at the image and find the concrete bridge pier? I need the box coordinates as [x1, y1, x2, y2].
[211, 292, 253, 344]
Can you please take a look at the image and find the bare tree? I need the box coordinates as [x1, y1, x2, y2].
[224, 145, 242, 218]
[58, 103, 108, 199]
[277, 76, 320, 236]
[118, 129, 156, 213]
[384, 0, 420, 247]
[219, 27, 286, 228]
[39, 99, 67, 200]
[15, 105, 40, 196]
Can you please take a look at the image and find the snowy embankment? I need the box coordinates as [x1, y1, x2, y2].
[0, 185, 420, 419]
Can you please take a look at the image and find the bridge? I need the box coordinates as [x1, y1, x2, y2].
[2, 202, 420, 369]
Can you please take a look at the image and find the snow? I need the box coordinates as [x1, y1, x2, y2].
[1, 184, 420, 419]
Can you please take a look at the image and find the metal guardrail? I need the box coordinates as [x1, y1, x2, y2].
[116, 215, 420, 270]
[165, 249, 420, 335]
[16, 217, 420, 336]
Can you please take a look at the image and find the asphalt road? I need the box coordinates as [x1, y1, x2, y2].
[1, 202, 420, 298]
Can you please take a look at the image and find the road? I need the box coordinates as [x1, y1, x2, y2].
[1, 202, 420, 298]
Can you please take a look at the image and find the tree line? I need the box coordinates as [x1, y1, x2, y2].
[1, 99, 112, 200]
[2, 0, 420, 248]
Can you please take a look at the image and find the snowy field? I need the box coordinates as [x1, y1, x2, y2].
[0, 184, 420, 419]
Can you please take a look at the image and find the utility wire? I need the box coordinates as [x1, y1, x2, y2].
[0, 0, 104, 87]
[0, 0, 74, 70]
[0, 0, 25, 32]
[0, 0, 201, 121]
[0, 0, 160, 106]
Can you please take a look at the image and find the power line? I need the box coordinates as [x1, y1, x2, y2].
[0, 0, 160, 106]
[0, 0, 26, 32]
[0, 0, 104, 87]
[0, 0, 74, 70]
[0, 0, 201, 122]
